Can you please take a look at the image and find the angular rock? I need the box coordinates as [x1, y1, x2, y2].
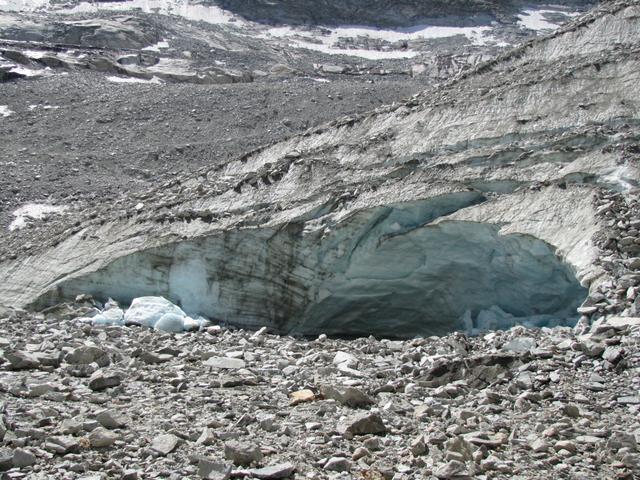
[88, 371, 122, 391]
[289, 389, 315, 405]
[337, 412, 387, 437]
[4, 351, 40, 370]
[88, 427, 119, 448]
[95, 409, 127, 429]
[44, 436, 79, 455]
[320, 385, 373, 408]
[65, 346, 110, 367]
[224, 440, 262, 466]
[151, 434, 180, 456]
[198, 458, 231, 480]
[323, 457, 351, 472]
[205, 357, 246, 369]
[248, 463, 296, 479]
[12, 448, 36, 468]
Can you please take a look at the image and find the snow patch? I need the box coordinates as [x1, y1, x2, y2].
[0, 0, 48, 12]
[142, 39, 170, 52]
[63, 0, 245, 25]
[106, 75, 163, 84]
[9, 65, 51, 77]
[28, 104, 59, 110]
[518, 9, 580, 31]
[9, 203, 68, 231]
[0, 105, 13, 117]
[261, 24, 497, 59]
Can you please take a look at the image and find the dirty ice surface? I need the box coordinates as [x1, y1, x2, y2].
[9, 203, 68, 231]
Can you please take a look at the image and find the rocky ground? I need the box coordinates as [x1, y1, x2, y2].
[0, 71, 423, 228]
[0, 299, 639, 480]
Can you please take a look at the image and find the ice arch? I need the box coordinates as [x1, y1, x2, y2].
[38, 194, 587, 337]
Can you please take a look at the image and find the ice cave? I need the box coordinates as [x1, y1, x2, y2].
[44, 195, 588, 338]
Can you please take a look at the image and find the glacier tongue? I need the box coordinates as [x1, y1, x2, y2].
[48, 195, 586, 338]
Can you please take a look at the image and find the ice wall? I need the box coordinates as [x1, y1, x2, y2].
[41, 193, 587, 337]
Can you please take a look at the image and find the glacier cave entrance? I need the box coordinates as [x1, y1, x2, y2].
[44, 196, 588, 338]
[296, 220, 587, 337]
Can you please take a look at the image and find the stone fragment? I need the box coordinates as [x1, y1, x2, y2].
[248, 463, 296, 479]
[352, 447, 370, 460]
[320, 385, 373, 408]
[434, 460, 468, 479]
[289, 389, 315, 405]
[12, 448, 36, 468]
[65, 346, 110, 367]
[323, 457, 351, 472]
[607, 431, 638, 452]
[602, 346, 623, 363]
[410, 435, 428, 456]
[224, 441, 262, 466]
[530, 438, 549, 452]
[502, 337, 536, 353]
[563, 404, 580, 418]
[122, 470, 139, 480]
[60, 418, 83, 435]
[88, 371, 122, 391]
[205, 357, 246, 369]
[618, 395, 640, 405]
[96, 409, 127, 429]
[4, 351, 40, 370]
[0, 450, 13, 471]
[88, 427, 119, 448]
[198, 458, 231, 480]
[44, 436, 79, 455]
[555, 440, 577, 453]
[138, 351, 173, 364]
[337, 412, 387, 437]
[196, 427, 216, 446]
[605, 316, 640, 328]
[151, 434, 180, 456]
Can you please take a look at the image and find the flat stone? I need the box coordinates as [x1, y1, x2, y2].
[323, 457, 351, 472]
[151, 434, 180, 456]
[4, 351, 40, 370]
[617, 395, 640, 405]
[44, 436, 79, 455]
[88, 427, 119, 448]
[502, 337, 537, 353]
[88, 371, 122, 391]
[337, 412, 387, 438]
[248, 463, 296, 479]
[139, 351, 173, 364]
[603, 316, 640, 328]
[205, 357, 246, 369]
[198, 458, 231, 480]
[65, 346, 110, 367]
[96, 409, 127, 429]
[289, 389, 315, 405]
[607, 431, 638, 452]
[12, 448, 36, 468]
[60, 418, 83, 435]
[224, 440, 262, 466]
[320, 385, 373, 408]
[434, 460, 468, 479]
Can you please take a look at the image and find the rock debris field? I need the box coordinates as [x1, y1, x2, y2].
[1, 0, 640, 478]
[0, 295, 639, 479]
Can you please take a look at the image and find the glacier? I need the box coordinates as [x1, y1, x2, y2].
[49, 194, 586, 338]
